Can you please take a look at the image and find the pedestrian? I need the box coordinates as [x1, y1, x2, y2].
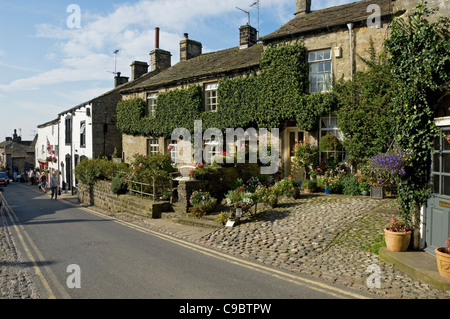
[38, 171, 47, 194]
[50, 170, 60, 200]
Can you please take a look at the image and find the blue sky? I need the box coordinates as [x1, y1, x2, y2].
[0, 0, 358, 142]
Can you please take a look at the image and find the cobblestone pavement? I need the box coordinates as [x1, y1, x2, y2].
[1, 193, 450, 299]
[199, 195, 450, 299]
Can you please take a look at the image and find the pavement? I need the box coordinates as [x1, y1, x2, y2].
[1, 183, 450, 299]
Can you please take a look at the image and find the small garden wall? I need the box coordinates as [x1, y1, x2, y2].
[78, 180, 171, 219]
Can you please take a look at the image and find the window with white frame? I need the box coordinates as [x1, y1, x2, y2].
[204, 137, 222, 164]
[80, 121, 86, 148]
[319, 114, 345, 162]
[147, 93, 158, 117]
[308, 49, 332, 93]
[168, 140, 178, 163]
[147, 139, 159, 156]
[205, 83, 219, 112]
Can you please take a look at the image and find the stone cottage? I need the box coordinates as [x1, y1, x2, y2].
[117, 0, 399, 182]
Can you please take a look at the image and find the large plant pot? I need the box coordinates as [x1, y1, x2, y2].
[435, 247, 450, 279]
[371, 186, 385, 199]
[384, 228, 411, 252]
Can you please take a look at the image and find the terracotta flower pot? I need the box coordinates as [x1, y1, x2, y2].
[435, 247, 450, 279]
[384, 228, 411, 252]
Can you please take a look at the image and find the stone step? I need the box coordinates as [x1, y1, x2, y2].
[161, 212, 221, 229]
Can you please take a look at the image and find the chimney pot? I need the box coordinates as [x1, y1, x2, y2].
[184, 33, 189, 39]
[155, 27, 160, 49]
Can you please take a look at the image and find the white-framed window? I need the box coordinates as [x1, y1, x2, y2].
[147, 139, 159, 156]
[147, 93, 158, 117]
[205, 83, 219, 112]
[204, 137, 222, 164]
[80, 121, 86, 148]
[319, 114, 345, 162]
[168, 140, 178, 163]
[308, 49, 332, 93]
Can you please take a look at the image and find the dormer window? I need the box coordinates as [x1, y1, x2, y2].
[205, 83, 218, 112]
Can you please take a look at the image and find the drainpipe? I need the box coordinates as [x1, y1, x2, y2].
[347, 23, 354, 80]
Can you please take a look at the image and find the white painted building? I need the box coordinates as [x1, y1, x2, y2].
[36, 118, 59, 174]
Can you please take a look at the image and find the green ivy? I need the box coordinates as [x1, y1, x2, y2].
[117, 43, 338, 137]
[385, 1, 449, 227]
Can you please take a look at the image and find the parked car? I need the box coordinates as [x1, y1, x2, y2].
[0, 172, 9, 186]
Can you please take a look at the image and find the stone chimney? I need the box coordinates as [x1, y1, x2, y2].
[295, 0, 311, 16]
[239, 24, 257, 49]
[149, 27, 172, 71]
[130, 61, 149, 81]
[180, 33, 202, 62]
[114, 72, 129, 87]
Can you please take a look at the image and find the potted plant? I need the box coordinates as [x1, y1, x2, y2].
[357, 175, 371, 196]
[435, 237, 450, 279]
[384, 217, 411, 252]
[366, 149, 410, 199]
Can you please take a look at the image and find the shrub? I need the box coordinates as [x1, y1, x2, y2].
[302, 179, 317, 192]
[341, 175, 361, 196]
[215, 212, 230, 225]
[188, 190, 217, 218]
[274, 176, 300, 198]
[129, 153, 174, 191]
[75, 157, 110, 186]
[111, 175, 128, 195]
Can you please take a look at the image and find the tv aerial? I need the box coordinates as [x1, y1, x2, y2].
[236, 7, 250, 25]
[107, 49, 120, 76]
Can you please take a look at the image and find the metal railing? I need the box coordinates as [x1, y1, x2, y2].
[128, 177, 174, 202]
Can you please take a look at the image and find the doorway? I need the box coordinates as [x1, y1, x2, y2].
[426, 122, 450, 254]
[284, 128, 306, 181]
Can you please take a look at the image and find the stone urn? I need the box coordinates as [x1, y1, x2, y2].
[384, 228, 411, 252]
[435, 247, 450, 279]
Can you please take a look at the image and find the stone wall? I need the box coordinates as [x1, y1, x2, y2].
[78, 180, 171, 218]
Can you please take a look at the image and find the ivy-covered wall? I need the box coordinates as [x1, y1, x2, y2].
[117, 43, 338, 138]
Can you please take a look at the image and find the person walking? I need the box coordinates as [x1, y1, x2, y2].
[38, 171, 47, 194]
[50, 170, 60, 200]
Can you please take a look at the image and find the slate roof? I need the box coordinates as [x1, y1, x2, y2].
[121, 44, 263, 94]
[260, 0, 393, 42]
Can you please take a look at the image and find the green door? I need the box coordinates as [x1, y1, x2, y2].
[426, 127, 450, 254]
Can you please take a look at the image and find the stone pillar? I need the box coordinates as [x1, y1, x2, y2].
[177, 179, 209, 216]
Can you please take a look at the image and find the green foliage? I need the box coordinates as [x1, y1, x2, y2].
[117, 43, 338, 137]
[384, 1, 448, 226]
[111, 175, 127, 195]
[75, 157, 120, 186]
[302, 179, 317, 192]
[188, 190, 217, 218]
[319, 135, 343, 153]
[129, 153, 174, 194]
[341, 175, 361, 196]
[334, 40, 396, 166]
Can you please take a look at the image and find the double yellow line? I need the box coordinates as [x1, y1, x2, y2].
[3, 196, 372, 300]
[2, 198, 71, 299]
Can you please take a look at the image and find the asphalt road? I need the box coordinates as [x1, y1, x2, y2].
[1, 182, 378, 302]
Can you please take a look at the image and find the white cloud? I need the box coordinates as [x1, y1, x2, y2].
[1, 0, 293, 92]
